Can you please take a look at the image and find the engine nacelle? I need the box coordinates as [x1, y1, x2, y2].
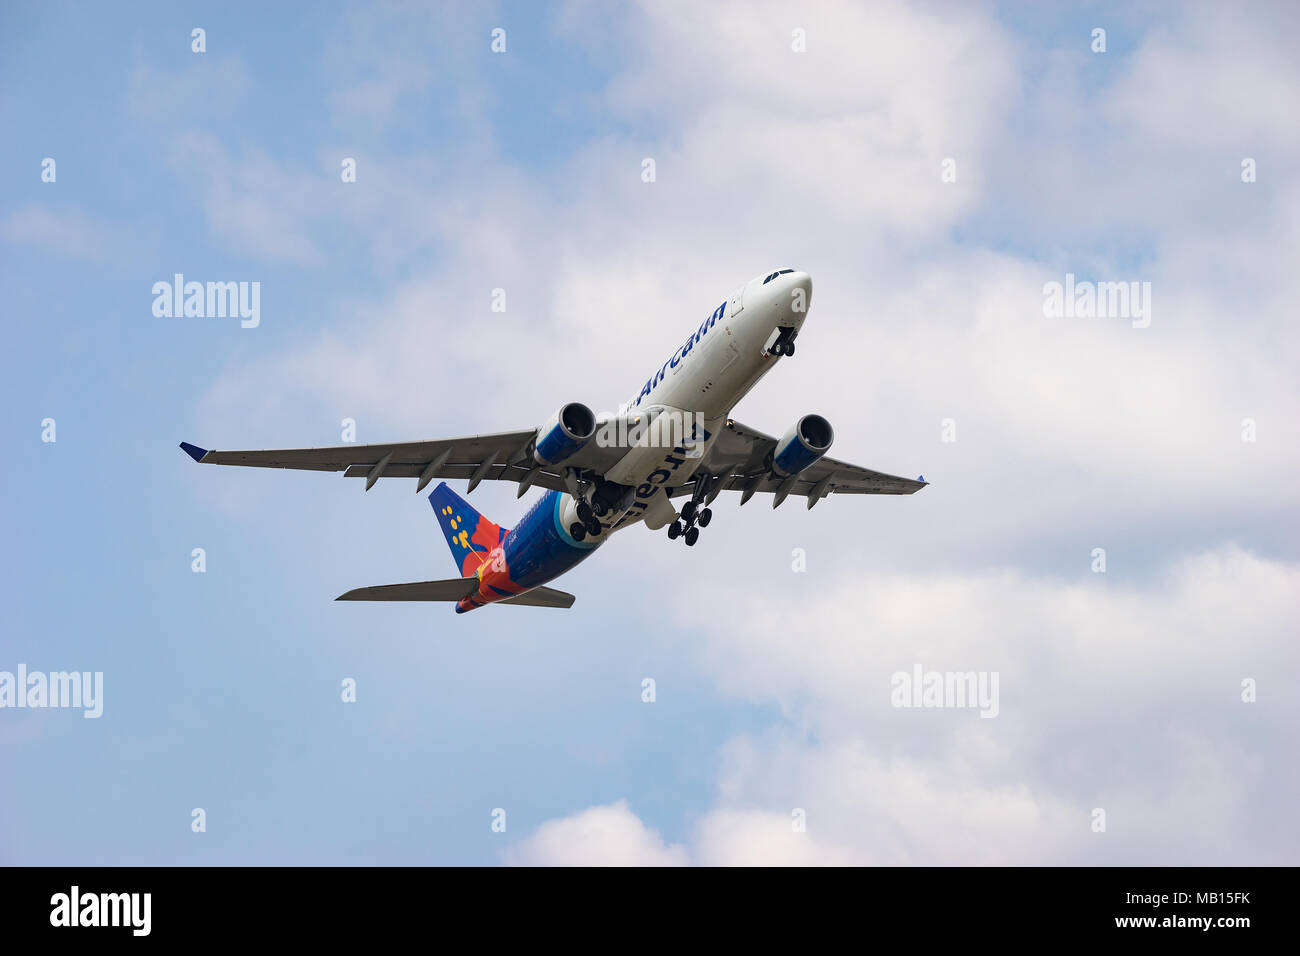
[771, 414, 834, 477]
[533, 402, 597, 466]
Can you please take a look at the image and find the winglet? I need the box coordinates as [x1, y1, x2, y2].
[179, 442, 209, 463]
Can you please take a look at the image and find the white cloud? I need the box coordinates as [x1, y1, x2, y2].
[691, 807, 861, 866]
[510, 547, 1298, 865]
[1105, 7, 1300, 153]
[1, 204, 113, 262]
[504, 800, 688, 866]
[688, 547, 1298, 865]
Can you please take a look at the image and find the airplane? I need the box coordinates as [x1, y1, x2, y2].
[180, 269, 927, 613]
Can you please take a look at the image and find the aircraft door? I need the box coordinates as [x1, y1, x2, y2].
[727, 284, 745, 318]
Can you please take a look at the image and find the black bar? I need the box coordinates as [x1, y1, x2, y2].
[0, 865, 1278, 942]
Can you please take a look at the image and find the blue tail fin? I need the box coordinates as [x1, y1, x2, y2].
[428, 483, 508, 576]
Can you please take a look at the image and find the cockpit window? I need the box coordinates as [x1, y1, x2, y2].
[763, 269, 796, 284]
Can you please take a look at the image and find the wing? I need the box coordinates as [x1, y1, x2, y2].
[179, 429, 624, 496]
[677, 418, 928, 508]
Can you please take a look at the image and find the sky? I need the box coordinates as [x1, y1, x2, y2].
[1, 0, 1297, 865]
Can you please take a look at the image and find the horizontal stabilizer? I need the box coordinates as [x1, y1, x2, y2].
[335, 578, 479, 602]
[499, 586, 576, 609]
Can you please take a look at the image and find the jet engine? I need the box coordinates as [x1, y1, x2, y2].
[771, 414, 834, 477]
[533, 403, 597, 466]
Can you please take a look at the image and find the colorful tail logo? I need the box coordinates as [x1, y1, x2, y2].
[428, 482, 509, 576]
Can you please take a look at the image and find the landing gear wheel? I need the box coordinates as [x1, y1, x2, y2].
[697, 507, 712, 528]
[685, 527, 700, 547]
[569, 522, 587, 542]
[585, 518, 602, 538]
[681, 500, 697, 523]
[770, 341, 785, 357]
[784, 343, 795, 356]
[576, 500, 594, 524]
[667, 521, 683, 540]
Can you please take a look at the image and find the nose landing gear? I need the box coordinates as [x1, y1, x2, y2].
[766, 326, 799, 357]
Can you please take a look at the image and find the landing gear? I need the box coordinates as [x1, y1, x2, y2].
[769, 326, 799, 357]
[570, 477, 630, 542]
[668, 478, 716, 545]
[590, 481, 624, 517]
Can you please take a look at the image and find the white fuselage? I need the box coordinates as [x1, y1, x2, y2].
[559, 270, 813, 537]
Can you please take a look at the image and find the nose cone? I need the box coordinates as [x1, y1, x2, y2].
[776, 270, 812, 320]
[788, 271, 812, 305]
